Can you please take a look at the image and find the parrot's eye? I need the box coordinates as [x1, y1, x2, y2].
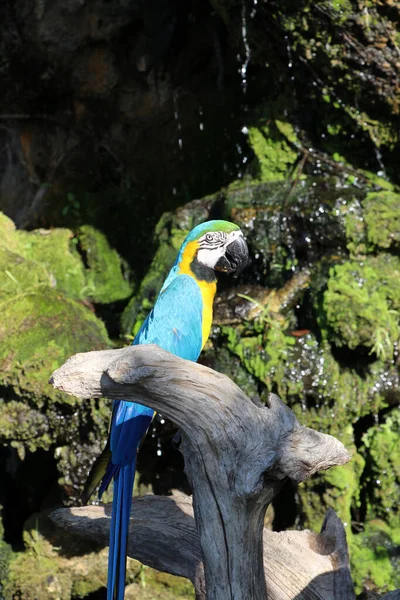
[205, 233, 214, 242]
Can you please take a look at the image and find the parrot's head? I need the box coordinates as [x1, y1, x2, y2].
[179, 220, 249, 279]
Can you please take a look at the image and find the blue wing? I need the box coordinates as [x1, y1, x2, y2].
[101, 273, 204, 600]
[104, 273, 204, 470]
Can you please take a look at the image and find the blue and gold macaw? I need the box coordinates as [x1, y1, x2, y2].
[83, 220, 248, 600]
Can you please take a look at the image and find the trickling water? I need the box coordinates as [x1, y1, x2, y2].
[240, 2, 251, 96]
[156, 437, 162, 457]
[199, 105, 204, 131]
[173, 92, 184, 154]
[250, 0, 258, 18]
[285, 35, 295, 82]
[374, 146, 387, 179]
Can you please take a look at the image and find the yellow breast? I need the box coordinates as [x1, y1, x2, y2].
[178, 241, 217, 349]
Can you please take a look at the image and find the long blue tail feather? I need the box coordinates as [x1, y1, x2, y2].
[107, 461, 136, 600]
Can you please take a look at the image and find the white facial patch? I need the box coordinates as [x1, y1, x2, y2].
[197, 229, 243, 269]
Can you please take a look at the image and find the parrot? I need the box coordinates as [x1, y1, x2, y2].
[83, 220, 249, 600]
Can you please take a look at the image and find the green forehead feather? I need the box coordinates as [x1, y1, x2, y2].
[185, 220, 240, 243]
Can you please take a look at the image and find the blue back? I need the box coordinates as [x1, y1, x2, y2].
[134, 274, 203, 359]
[110, 274, 203, 464]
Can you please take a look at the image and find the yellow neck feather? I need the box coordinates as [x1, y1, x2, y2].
[178, 241, 217, 349]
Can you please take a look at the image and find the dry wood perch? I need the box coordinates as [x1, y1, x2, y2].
[51, 492, 356, 600]
[50, 344, 352, 600]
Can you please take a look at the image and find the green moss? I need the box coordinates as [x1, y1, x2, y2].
[363, 191, 400, 249]
[350, 520, 400, 593]
[201, 345, 260, 400]
[359, 170, 396, 191]
[126, 569, 195, 600]
[337, 198, 367, 256]
[299, 433, 364, 533]
[16, 228, 87, 299]
[0, 212, 133, 305]
[6, 524, 109, 600]
[221, 319, 299, 398]
[0, 289, 111, 406]
[323, 441, 365, 533]
[0, 400, 50, 455]
[0, 246, 52, 298]
[0, 212, 20, 249]
[248, 122, 298, 182]
[361, 410, 400, 529]
[5, 518, 194, 600]
[77, 225, 132, 303]
[323, 256, 400, 358]
[0, 513, 12, 598]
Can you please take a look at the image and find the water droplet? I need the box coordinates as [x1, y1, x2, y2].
[240, 2, 251, 95]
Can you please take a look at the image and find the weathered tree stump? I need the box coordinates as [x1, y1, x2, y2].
[49, 344, 351, 600]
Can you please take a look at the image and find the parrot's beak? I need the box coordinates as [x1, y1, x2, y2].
[214, 232, 249, 275]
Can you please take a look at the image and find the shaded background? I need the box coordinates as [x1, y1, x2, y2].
[0, 0, 399, 597]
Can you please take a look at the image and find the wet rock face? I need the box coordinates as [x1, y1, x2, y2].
[121, 179, 400, 594]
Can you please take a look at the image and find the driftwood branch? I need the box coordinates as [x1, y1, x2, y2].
[51, 492, 354, 600]
[50, 345, 351, 600]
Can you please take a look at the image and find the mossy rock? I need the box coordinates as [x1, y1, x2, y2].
[77, 225, 132, 304]
[342, 191, 400, 255]
[323, 255, 400, 359]
[0, 246, 52, 298]
[0, 289, 112, 480]
[0, 400, 50, 452]
[200, 344, 260, 401]
[124, 571, 194, 600]
[247, 118, 299, 182]
[4, 515, 194, 600]
[6, 531, 108, 600]
[363, 191, 400, 250]
[0, 211, 133, 305]
[118, 178, 400, 596]
[16, 228, 87, 299]
[0, 513, 12, 598]
[0, 289, 110, 405]
[361, 410, 400, 529]
[221, 322, 395, 433]
[350, 519, 400, 593]
[0, 212, 19, 251]
[0, 212, 133, 497]
[299, 425, 364, 526]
